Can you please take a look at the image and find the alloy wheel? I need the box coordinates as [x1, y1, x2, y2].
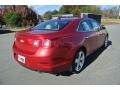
[72, 50, 85, 73]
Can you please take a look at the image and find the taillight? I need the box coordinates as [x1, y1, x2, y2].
[14, 33, 16, 41]
[42, 39, 51, 48]
[33, 40, 40, 47]
[33, 39, 51, 48]
[14, 37, 16, 41]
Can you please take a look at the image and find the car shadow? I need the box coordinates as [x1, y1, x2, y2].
[0, 29, 15, 34]
[58, 40, 112, 76]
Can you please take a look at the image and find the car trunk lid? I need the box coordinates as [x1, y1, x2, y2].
[15, 29, 58, 54]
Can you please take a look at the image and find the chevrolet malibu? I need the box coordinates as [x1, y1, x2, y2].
[13, 17, 108, 73]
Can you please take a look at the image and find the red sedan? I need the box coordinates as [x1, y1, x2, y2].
[13, 17, 108, 73]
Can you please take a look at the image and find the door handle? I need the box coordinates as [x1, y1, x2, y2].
[99, 33, 103, 35]
[85, 37, 89, 39]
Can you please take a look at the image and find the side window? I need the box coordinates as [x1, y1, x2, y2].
[78, 21, 91, 32]
[91, 20, 100, 31]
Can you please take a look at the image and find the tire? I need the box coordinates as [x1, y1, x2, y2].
[72, 49, 85, 73]
[103, 36, 108, 48]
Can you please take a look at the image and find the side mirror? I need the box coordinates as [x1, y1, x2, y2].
[100, 25, 106, 30]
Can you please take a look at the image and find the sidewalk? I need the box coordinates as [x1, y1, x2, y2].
[6, 27, 30, 31]
[0, 27, 30, 34]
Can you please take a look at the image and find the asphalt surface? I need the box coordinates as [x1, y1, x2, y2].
[0, 24, 120, 85]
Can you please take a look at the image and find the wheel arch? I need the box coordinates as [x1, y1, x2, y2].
[75, 46, 87, 57]
[71, 46, 87, 73]
[106, 33, 109, 37]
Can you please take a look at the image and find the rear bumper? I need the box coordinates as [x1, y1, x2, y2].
[13, 48, 71, 73]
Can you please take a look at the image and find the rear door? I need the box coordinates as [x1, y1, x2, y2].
[90, 19, 105, 48]
[77, 19, 98, 54]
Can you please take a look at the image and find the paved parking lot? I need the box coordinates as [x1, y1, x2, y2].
[0, 24, 120, 85]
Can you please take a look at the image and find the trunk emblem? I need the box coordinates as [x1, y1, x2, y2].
[20, 39, 24, 43]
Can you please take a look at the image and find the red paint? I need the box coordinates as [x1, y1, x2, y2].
[13, 18, 108, 73]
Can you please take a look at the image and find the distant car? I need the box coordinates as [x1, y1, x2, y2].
[13, 17, 108, 73]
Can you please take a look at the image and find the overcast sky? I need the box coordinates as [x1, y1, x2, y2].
[30, 5, 118, 15]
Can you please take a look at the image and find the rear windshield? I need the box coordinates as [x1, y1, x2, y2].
[32, 19, 70, 31]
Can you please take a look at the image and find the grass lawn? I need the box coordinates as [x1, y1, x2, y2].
[101, 19, 120, 25]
